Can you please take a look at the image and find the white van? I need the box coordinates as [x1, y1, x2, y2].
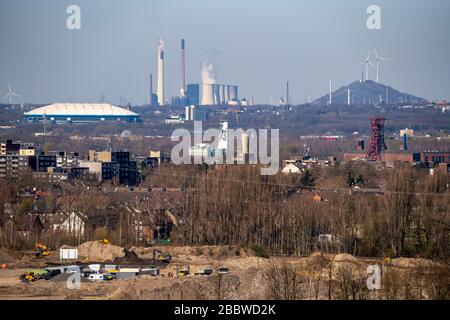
[88, 274, 104, 281]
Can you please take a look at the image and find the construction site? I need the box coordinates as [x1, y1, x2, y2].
[0, 240, 448, 300]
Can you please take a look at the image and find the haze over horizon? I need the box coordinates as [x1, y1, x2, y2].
[0, 0, 449, 105]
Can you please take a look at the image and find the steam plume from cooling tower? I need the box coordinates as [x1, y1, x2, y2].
[201, 60, 217, 85]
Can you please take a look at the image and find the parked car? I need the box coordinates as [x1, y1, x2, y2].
[44, 269, 62, 280]
[88, 274, 104, 281]
[82, 268, 95, 278]
[218, 266, 229, 274]
[103, 274, 114, 281]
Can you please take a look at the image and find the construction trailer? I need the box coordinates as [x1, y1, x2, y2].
[59, 247, 78, 261]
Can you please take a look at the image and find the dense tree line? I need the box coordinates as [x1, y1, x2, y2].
[0, 164, 449, 262]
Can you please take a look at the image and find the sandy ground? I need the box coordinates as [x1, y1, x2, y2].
[0, 243, 445, 300]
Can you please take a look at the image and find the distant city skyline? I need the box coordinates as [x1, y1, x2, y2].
[0, 0, 449, 105]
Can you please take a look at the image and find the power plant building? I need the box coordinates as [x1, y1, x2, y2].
[186, 84, 200, 105]
[201, 84, 239, 106]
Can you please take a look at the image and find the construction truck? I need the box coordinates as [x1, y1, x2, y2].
[20, 269, 49, 283]
[195, 267, 213, 276]
[153, 249, 172, 263]
[177, 265, 190, 277]
[98, 239, 111, 245]
[35, 243, 49, 258]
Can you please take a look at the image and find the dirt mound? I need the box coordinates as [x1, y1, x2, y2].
[226, 256, 269, 271]
[330, 253, 366, 280]
[108, 286, 139, 300]
[77, 241, 125, 262]
[131, 245, 254, 261]
[333, 253, 358, 263]
[389, 258, 438, 269]
[302, 252, 333, 267]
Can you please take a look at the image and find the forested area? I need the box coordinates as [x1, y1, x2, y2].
[2, 164, 448, 261]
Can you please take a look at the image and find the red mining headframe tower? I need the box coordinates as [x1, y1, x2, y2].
[366, 117, 387, 161]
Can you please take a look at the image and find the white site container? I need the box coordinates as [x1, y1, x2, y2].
[60, 248, 78, 260]
[118, 268, 140, 273]
[88, 264, 101, 272]
[104, 264, 117, 271]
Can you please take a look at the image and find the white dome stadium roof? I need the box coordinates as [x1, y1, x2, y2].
[24, 103, 139, 117]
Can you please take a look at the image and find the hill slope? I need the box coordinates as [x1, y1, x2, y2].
[312, 80, 428, 106]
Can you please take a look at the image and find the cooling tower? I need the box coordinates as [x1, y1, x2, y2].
[201, 84, 215, 105]
[229, 85, 238, 101]
[213, 85, 220, 105]
[219, 85, 225, 104]
[224, 85, 230, 104]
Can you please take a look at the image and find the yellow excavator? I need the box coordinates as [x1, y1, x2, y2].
[35, 243, 49, 258]
[153, 249, 172, 263]
[98, 239, 111, 245]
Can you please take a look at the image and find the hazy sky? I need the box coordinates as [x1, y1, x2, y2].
[0, 0, 449, 105]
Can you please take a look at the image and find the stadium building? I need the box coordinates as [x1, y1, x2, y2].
[23, 103, 140, 123]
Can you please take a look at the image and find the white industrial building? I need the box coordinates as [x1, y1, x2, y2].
[23, 103, 140, 123]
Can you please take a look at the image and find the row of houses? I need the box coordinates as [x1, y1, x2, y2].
[0, 139, 170, 186]
[281, 156, 338, 174]
[1, 188, 181, 244]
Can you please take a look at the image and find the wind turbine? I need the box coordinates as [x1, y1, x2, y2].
[357, 62, 365, 82]
[364, 51, 375, 81]
[374, 50, 388, 83]
[2, 83, 20, 105]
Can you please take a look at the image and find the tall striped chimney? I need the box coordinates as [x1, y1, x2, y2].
[157, 38, 165, 106]
[180, 39, 186, 98]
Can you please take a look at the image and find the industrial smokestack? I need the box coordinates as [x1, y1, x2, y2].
[157, 38, 165, 106]
[347, 88, 350, 105]
[149, 73, 153, 106]
[286, 81, 289, 106]
[180, 39, 186, 98]
[329, 80, 332, 105]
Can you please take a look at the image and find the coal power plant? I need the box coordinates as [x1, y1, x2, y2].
[201, 84, 239, 106]
[148, 37, 240, 107]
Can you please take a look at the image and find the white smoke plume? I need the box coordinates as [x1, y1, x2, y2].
[158, 37, 165, 52]
[201, 60, 217, 84]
